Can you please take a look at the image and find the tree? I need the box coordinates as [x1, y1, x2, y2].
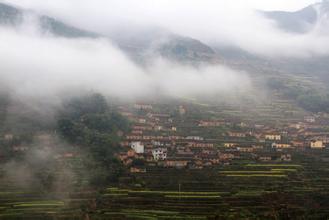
[57, 93, 130, 187]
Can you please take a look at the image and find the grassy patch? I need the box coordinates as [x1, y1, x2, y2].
[165, 195, 221, 199]
[271, 168, 297, 172]
[12, 201, 65, 208]
[219, 171, 284, 174]
[225, 174, 287, 178]
[246, 164, 302, 168]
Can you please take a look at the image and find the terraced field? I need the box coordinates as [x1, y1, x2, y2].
[1, 151, 329, 219]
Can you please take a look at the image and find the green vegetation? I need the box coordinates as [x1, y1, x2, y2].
[164, 195, 221, 199]
[268, 77, 329, 113]
[57, 93, 130, 187]
[225, 174, 287, 178]
[245, 164, 302, 167]
[1, 92, 329, 219]
[271, 168, 297, 172]
[12, 201, 65, 208]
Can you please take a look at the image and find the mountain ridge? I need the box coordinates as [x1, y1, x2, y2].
[261, 0, 329, 33]
[0, 2, 217, 64]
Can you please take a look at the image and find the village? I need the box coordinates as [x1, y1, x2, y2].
[2, 98, 329, 219]
[117, 102, 329, 173]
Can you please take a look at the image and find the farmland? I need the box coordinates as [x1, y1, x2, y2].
[2, 151, 329, 219]
[2, 94, 329, 219]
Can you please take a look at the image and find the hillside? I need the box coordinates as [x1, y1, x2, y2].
[261, 0, 329, 34]
[0, 2, 217, 63]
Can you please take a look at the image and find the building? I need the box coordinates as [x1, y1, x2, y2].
[187, 142, 214, 148]
[134, 104, 153, 110]
[3, 134, 14, 141]
[280, 154, 292, 161]
[265, 134, 281, 141]
[272, 143, 292, 149]
[259, 156, 272, 162]
[186, 136, 204, 141]
[310, 140, 325, 149]
[165, 159, 188, 168]
[131, 142, 145, 154]
[179, 105, 186, 115]
[304, 116, 316, 123]
[198, 120, 224, 127]
[224, 143, 237, 148]
[228, 132, 246, 138]
[152, 148, 167, 161]
[130, 167, 146, 173]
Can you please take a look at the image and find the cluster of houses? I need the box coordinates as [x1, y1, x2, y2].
[116, 103, 329, 173]
[3, 102, 329, 172]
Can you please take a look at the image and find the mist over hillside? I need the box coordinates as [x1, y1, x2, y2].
[2, 1, 329, 219]
[0, 1, 254, 109]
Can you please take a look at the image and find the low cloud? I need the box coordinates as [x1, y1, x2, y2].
[0, 21, 251, 103]
[3, 0, 327, 58]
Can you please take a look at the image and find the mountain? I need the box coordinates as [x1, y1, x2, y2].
[261, 5, 317, 33]
[0, 2, 22, 26]
[38, 16, 98, 38]
[0, 2, 217, 63]
[0, 2, 97, 38]
[156, 35, 215, 62]
[261, 0, 329, 34]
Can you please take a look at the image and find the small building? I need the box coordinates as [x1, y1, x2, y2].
[134, 104, 153, 110]
[138, 118, 147, 124]
[265, 134, 281, 141]
[152, 148, 167, 161]
[4, 134, 14, 141]
[237, 147, 254, 152]
[179, 105, 186, 115]
[228, 132, 246, 138]
[198, 120, 224, 127]
[165, 160, 188, 168]
[280, 154, 292, 161]
[291, 141, 304, 148]
[127, 149, 136, 157]
[272, 143, 292, 149]
[304, 116, 316, 123]
[186, 136, 204, 141]
[310, 140, 325, 149]
[131, 130, 143, 135]
[12, 146, 28, 152]
[224, 143, 237, 148]
[219, 153, 235, 160]
[154, 126, 163, 131]
[131, 142, 145, 154]
[130, 167, 146, 173]
[259, 156, 272, 162]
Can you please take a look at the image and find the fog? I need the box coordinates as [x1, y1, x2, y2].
[1, 0, 328, 106]
[3, 0, 327, 58]
[0, 20, 251, 101]
[2, 134, 80, 198]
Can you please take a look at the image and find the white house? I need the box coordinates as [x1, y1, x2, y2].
[265, 134, 281, 141]
[131, 142, 144, 154]
[304, 116, 315, 123]
[310, 140, 325, 149]
[186, 136, 204, 141]
[152, 148, 167, 161]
